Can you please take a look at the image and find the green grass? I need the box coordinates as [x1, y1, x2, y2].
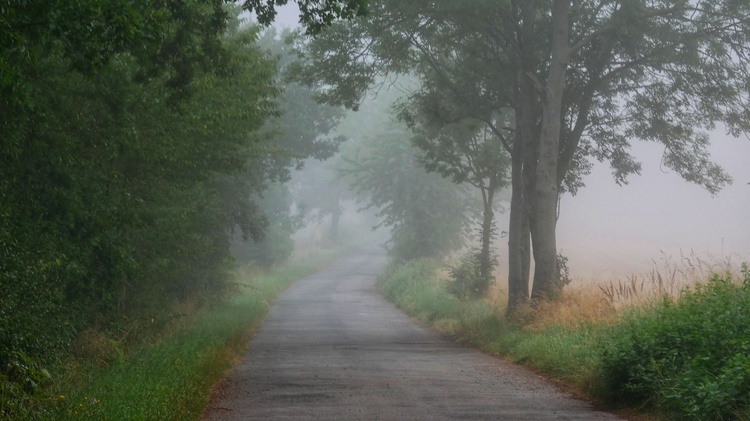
[377, 259, 608, 394]
[601, 267, 750, 420]
[378, 259, 750, 420]
[9, 245, 346, 421]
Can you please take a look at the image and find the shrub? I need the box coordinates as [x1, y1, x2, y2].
[447, 250, 496, 300]
[0, 352, 54, 419]
[378, 259, 465, 323]
[557, 252, 572, 289]
[600, 266, 750, 420]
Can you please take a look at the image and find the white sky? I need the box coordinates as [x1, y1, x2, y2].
[554, 132, 750, 280]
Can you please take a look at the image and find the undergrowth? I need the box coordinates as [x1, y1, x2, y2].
[378, 258, 750, 421]
[1, 245, 345, 420]
[377, 259, 608, 394]
[602, 265, 750, 420]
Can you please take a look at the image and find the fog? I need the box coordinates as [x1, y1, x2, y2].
[309, 111, 750, 283]
[538, 133, 749, 281]
[267, 5, 750, 282]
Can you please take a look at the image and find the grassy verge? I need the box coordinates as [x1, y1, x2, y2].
[11, 245, 347, 421]
[378, 259, 750, 420]
[377, 260, 608, 394]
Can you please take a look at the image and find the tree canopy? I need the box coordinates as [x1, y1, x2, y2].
[242, 0, 369, 33]
[292, 0, 750, 307]
[0, 1, 362, 405]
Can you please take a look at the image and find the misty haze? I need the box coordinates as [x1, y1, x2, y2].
[3, 1, 750, 420]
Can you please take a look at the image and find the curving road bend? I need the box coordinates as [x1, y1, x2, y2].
[203, 247, 623, 420]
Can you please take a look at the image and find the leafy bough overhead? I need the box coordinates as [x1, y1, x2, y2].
[292, 0, 750, 309]
[241, 0, 369, 33]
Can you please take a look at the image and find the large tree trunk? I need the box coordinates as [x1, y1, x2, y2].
[531, 0, 570, 300]
[507, 0, 537, 313]
[507, 142, 529, 311]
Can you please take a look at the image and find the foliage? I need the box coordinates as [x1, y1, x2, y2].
[341, 122, 469, 261]
[0, 9, 281, 417]
[0, 1, 363, 416]
[5, 247, 345, 420]
[0, 239, 78, 369]
[299, 0, 750, 192]
[293, 0, 750, 303]
[378, 259, 465, 325]
[377, 259, 607, 392]
[0, 352, 53, 419]
[447, 249, 498, 300]
[557, 253, 573, 290]
[241, 0, 369, 34]
[601, 268, 750, 420]
[231, 184, 303, 266]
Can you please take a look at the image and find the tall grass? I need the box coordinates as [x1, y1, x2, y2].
[3, 246, 345, 420]
[378, 256, 750, 420]
[598, 250, 741, 309]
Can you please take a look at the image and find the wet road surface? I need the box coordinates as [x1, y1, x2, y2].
[203, 247, 622, 420]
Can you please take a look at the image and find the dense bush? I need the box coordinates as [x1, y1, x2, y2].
[0, 352, 54, 418]
[0, 240, 79, 368]
[600, 265, 750, 420]
[0, 7, 343, 418]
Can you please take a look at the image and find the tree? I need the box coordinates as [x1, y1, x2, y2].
[532, 0, 571, 299]
[231, 183, 304, 265]
[0, 1, 369, 414]
[342, 125, 469, 261]
[225, 27, 347, 263]
[258, 28, 346, 176]
[0, 7, 282, 371]
[523, 0, 750, 299]
[241, 0, 369, 34]
[399, 108, 511, 294]
[1, 0, 367, 111]
[292, 0, 750, 310]
[289, 157, 352, 241]
[337, 91, 470, 261]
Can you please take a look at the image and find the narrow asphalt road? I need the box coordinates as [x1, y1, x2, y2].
[203, 247, 623, 420]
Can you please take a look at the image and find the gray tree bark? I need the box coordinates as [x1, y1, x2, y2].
[506, 0, 538, 312]
[531, 0, 570, 300]
[507, 138, 530, 311]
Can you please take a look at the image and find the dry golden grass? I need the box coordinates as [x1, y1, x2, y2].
[510, 287, 619, 331]
[486, 281, 506, 307]
[488, 250, 746, 330]
[598, 250, 742, 309]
